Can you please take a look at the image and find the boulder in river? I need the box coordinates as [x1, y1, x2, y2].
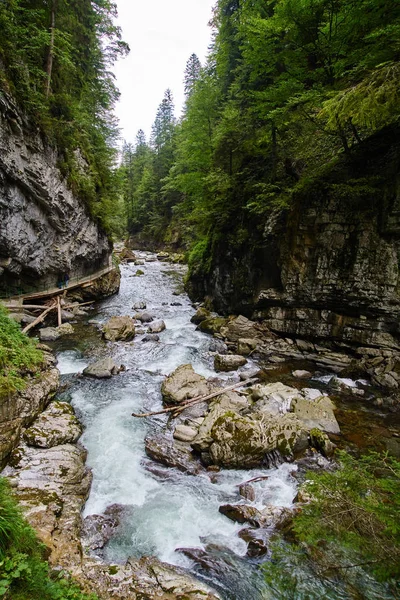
[197, 317, 229, 335]
[191, 307, 211, 325]
[134, 310, 155, 323]
[173, 424, 198, 443]
[197, 411, 308, 468]
[214, 354, 247, 372]
[133, 301, 146, 310]
[161, 364, 210, 405]
[39, 323, 74, 341]
[142, 333, 160, 342]
[102, 316, 135, 341]
[83, 357, 119, 379]
[145, 433, 205, 476]
[291, 395, 340, 434]
[237, 338, 259, 356]
[147, 319, 166, 333]
[220, 315, 261, 342]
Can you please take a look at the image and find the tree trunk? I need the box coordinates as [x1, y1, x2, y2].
[45, 0, 57, 99]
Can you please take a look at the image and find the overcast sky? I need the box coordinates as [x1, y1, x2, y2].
[114, 0, 215, 145]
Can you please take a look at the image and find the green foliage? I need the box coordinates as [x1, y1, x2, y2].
[0, 306, 43, 398]
[0, 0, 129, 238]
[0, 477, 97, 600]
[264, 451, 400, 597]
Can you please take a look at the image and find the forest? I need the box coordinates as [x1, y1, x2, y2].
[119, 0, 400, 280]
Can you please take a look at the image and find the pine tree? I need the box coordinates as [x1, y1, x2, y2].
[184, 53, 202, 98]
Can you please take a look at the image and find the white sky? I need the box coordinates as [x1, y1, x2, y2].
[114, 0, 215, 145]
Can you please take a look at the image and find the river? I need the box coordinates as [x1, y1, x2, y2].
[55, 252, 397, 600]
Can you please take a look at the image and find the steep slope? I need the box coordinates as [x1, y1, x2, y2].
[0, 94, 112, 297]
[188, 126, 400, 350]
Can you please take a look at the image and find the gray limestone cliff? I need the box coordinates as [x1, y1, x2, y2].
[0, 93, 112, 296]
[188, 126, 400, 351]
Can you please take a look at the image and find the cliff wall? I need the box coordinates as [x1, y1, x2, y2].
[0, 93, 112, 297]
[189, 126, 400, 351]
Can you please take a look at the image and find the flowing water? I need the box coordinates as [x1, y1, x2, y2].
[55, 254, 397, 600]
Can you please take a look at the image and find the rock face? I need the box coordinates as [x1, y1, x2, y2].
[0, 356, 59, 466]
[187, 126, 400, 350]
[102, 316, 135, 341]
[0, 93, 112, 295]
[23, 401, 82, 448]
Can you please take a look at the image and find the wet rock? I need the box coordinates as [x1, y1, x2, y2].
[134, 259, 145, 266]
[292, 370, 312, 378]
[173, 424, 198, 442]
[119, 248, 136, 263]
[238, 528, 269, 557]
[171, 301, 182, 306]
[76, 556, 220, 600]
[157, 251, 170, 260]
[39, 323, 74, 341]
[197, 317, 229, 335]
[219, 504, 264, 527]
[81, 512, 121, 551]
[191, 307, 211, 325]
[134, 310, 155, 323]
[3, 442, 92, 567]
[102, 316, 135, 341]
[83, 357, 119, 379]
[214, 354, 247, 372]
[147, 319, 166, 333]
[60, 310, 75, 322]
[23, 401, 82, 448]
[205, 412, 308, 468]
[237, 338, 259, 356]
[177, 547, 224, 574]
[309, 428, 336, 457]
[239, 483, 256, 502]
[251, 382, 302, 415]
[209, 339, 228, 354]
[292, 396, 340, 434]
[145, 434, 205, 476]
[161, 364, 210, 405]
[142, 333, 160, 342]
[0, 366, 59, 465]
[132, 301, 146, 310]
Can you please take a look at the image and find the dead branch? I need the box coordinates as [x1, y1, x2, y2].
[132, 377, 257, 418]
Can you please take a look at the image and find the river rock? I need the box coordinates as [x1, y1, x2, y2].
[83, 357, 119, 378]
[214, 354, 247, 372]
[251, 382, 302, 415]
[309, 428, 336, 457]
[81, 512, 121, 551]
[39, 323, 74, 341]
[133, 301, 146, 310]
[102, 316, 135, 341]
[61, 309, 75, 321]
[161, 364, 210, 405]
[197, 317, 229, 335]
[292, 369, 312, 378]
[200, 412, 308, 468]
[76, 556, 220, 600]
[147, 319, 166, 333]
[145, 434, 205, 476]
[291, 396, 340, 434]
[4, 441, 92, 567]
[219, 504, 265, 527]
[238, 528, 269, 557]
[220, 315, 261, 342]
[237, 338, 259, 356]
[191, 307, 211, 324]
[173, 424, 198, 442]
[142, 333, 160, 342]
[23, 401, 82, 448]
[239, 483, 256, 501]
[134, 310, 154, 323]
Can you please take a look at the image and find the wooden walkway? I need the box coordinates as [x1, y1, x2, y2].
[4, 265, 117, 304]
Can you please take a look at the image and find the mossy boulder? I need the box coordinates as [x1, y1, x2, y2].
[23, 401, 82, 448]
[197, 317, 229, 335]
[191, 307, 211, 325]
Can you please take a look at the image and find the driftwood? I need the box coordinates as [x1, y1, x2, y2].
[57, 296, 62, 327]
[132, 377, 257, 419]
[22, 304, 56, 333]
[238, 475, 269, 487]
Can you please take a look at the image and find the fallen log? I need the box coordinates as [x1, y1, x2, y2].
[237, 475, 269, 487]
[22, 304, 56, 334]
[132, 377, 257, 418]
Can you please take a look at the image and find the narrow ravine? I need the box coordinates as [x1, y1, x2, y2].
[54, 253, 396, 600]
